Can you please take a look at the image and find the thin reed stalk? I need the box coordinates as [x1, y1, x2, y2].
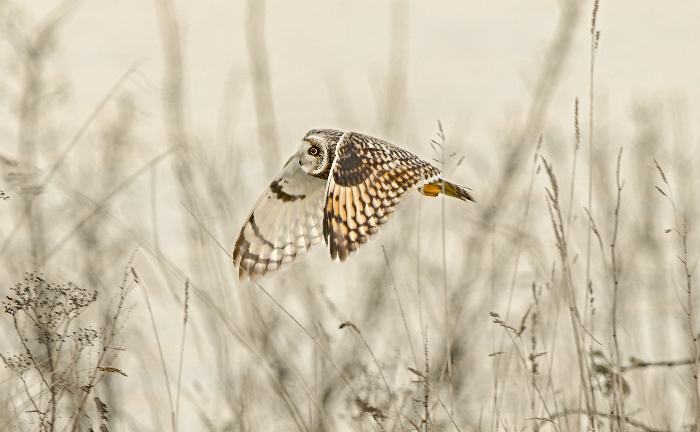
[415, 167, 430, 432]
[436, 122, 455, 427]
[174, 280, 190, 432]
[542, 156, 594, 424]
[565, 98, 581, 242]
[610, 148, 625, 430]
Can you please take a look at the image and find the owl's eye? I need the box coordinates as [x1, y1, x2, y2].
[308, 146, 319, 156]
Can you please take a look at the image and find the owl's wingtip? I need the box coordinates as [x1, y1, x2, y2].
[235, 265, 264, 282]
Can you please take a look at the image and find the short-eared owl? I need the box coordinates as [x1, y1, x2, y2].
[233, 129, 474, 279]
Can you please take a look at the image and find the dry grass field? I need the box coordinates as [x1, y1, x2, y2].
[1, 1, 700, 431]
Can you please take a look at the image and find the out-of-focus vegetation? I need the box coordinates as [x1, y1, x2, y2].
[1, 1, 699, 431]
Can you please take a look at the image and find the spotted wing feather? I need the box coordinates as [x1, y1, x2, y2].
[233, 157, 326, 279]
[323, 132, 441, 261]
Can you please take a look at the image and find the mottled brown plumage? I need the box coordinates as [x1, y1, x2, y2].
[232, 129, 474, 279]
[323, 132, 444, 261]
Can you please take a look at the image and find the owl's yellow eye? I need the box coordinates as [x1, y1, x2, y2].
[308, 146, 319, 156]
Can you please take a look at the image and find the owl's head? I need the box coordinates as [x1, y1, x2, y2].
[297, 129, 344, 178]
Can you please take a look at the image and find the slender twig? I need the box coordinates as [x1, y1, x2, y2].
[436, 122, 455, 426]
[45, 328, 57, 431]
[490, 212, 499, 432]
[685, 213, 700, 430]
[621, 357, 698, 372]
[610, 148, 625, 430]
[655, 160, 700, 426]
[422, 332, 430, 432]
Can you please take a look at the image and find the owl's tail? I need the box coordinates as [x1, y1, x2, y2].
[421, 180, 476, 202]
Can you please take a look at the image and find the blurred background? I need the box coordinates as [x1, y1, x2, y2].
[1, 0, 699, 430]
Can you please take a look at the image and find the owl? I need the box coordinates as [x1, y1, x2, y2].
[232, 129, 474, 279]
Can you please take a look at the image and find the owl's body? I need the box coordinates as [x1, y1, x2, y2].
[233, 129, 474, 279]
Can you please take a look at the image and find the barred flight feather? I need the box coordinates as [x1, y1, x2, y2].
[233, 158, 326, 279]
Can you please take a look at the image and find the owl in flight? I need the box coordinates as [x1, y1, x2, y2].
[233, 129, 474, 279]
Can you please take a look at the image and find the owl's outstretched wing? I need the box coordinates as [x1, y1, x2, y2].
[323, 132, 442, 261]
[233, 156, 327, 280]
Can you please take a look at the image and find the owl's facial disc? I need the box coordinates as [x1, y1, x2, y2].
[298, 137, 328, 175]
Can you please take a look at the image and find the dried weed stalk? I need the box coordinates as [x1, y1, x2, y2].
[655, 160, 700, 428]
[1, 263, 135, 432]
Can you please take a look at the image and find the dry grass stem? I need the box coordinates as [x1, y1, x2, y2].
[610, 148, 626, 430]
